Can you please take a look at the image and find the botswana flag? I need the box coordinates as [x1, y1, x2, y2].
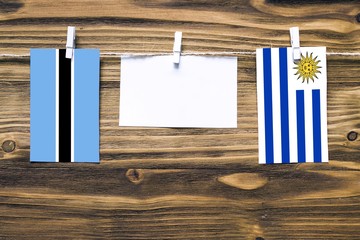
[256, 47, 328, 164]
[30, 49, 100, 163]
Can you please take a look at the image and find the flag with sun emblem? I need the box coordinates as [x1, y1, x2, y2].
[256, 47, 328, 164]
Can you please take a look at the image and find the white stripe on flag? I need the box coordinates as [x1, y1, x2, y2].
[256, 49, 266, 164]
[320, 48, 328, 163]
[55, 49, 59, 163]
[321, 89, 329, 162]
[71, 56, 75, 163]
[304, 89, 314, 163]
[287, 48, 298, 163]
[271, 48, 282, 164]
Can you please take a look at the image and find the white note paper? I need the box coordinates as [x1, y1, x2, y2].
[119, 56, 237, 128]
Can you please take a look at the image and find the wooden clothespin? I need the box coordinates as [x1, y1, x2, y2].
[173, 31, 182, 64]
[290, 27, 301, 62]
[66, 26, 76, 59]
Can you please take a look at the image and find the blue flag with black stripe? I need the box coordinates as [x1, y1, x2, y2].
[256, 47, 328, 164]
[30, 49, 100, 163]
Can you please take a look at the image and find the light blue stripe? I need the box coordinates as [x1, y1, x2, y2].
[296, 90, 306, 163]
[312, 90, 322, 163]
[263, 48, 274, 164]
[30, 49, 56, 162]
[74, 49, 100, 163]
[279, 48, 290, 164]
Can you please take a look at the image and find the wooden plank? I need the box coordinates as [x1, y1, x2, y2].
[0, 0, 359, 239]
[0, 163, 359, 239]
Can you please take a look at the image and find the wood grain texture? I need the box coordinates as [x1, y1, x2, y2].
[0, 0, 359, 239]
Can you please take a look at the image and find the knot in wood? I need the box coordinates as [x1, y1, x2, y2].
[125, 169, 144, 184]
[2, 140, 16, 153]
[347, 131, 358, 141]
[218, 173, 268, 190]
[356, 13, 360, 23]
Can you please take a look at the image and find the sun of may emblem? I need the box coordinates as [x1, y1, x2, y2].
[294, 52, 322, 83]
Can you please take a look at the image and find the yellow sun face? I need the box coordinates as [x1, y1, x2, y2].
[294, 52, 322, 83]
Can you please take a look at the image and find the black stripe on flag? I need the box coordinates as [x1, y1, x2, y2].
[59, 49, 71, 162]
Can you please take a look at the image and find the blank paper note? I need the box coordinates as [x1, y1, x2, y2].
[119, 56, 238, 128]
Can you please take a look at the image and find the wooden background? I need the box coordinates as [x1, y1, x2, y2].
[0, 0, 360, 239]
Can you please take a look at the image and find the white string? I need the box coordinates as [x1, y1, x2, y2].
[0, 51, 359, 58]
[325, 52, 360, 56]
[105, 51, 257, 57]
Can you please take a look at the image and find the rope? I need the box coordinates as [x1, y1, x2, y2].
[0, 51, 359, 58]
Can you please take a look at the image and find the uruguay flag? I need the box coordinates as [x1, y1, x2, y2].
[30, 49, 100, 163]
[257, 47, 328, 164]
